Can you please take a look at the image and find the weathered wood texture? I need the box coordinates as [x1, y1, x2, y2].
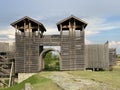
[60, 31, 85, 70]
[85, 43, 109, 70]
[109, 48, 116, 66]
[16, 34, 39, 73]
[15, 33, 60, 73]
[42, 35, 60, 46]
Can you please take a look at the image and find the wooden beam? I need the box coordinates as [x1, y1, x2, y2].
[8, 61, 14, 87]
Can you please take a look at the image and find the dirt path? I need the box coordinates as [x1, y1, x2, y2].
[41, 72, 118, 90]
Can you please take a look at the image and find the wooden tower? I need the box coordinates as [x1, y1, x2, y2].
[57, 15, 87, 70]
[11, 16, 46, 73]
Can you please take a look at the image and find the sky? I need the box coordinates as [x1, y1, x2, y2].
[0, 0, 120, 53]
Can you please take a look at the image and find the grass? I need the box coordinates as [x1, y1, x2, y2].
[1, 66, 120, 90]
[67, 66, 120, 88]
[0, 73, 61, 90]
[117, 56, 120, 60]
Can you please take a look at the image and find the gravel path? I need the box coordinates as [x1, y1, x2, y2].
[42, 72, 119, 90]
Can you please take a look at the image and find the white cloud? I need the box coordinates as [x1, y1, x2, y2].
[44, 27, 60, 35]
[83, 17, 120, 36]
[0, 26, 15, 44]
[109, 41, 120, 49]
[8, 35, 15, 39]
[0, 27, 15, 36]
[0, 39, 15, 45]
[109, 41, 120, 54]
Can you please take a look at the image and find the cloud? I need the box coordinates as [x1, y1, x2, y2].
[83, 17, 120, 36]
[109, 41, 120, 48]
[0, 26, 15, 44]
[109, 41, 120, 54]
[1, 0, 120, 30]
[44, 27, 59, 35]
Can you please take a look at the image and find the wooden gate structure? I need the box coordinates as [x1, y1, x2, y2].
[11, 15, 116, 73]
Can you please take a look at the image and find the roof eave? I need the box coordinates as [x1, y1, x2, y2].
[10, 16, 47, 31]
[56, 15, 88, 26]
[10, 16, 43, 27]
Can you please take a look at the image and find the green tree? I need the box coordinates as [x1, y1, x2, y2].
[44, 52, 60, 71]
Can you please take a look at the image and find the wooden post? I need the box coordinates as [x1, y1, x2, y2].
[60, 24, 62, 70]
[28, 21, 31, 37]
[38, 25, 40, 37]
[15, 25, 18, 33]
[68, 20, 71, 70]
[24, 20, 26, 36]
[73, 19, 76, 70]
[60, 24, 62, 36]
[8, 61, 14, 87]
[23, 20, 26, 73]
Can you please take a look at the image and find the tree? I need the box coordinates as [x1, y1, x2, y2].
[44, 52, 60, 71]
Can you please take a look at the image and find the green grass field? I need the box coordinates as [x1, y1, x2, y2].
[67, 66, 120, 89]
[0, 66, 120, 90]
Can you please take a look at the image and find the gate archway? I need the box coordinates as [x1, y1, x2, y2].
[39, 48, 62, 71]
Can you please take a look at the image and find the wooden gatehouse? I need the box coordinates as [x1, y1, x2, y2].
[10, 15, 116, 73]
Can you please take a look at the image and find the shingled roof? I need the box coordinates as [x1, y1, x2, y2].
[57, 15, 87, 31]
[11, 16, 46, 32]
